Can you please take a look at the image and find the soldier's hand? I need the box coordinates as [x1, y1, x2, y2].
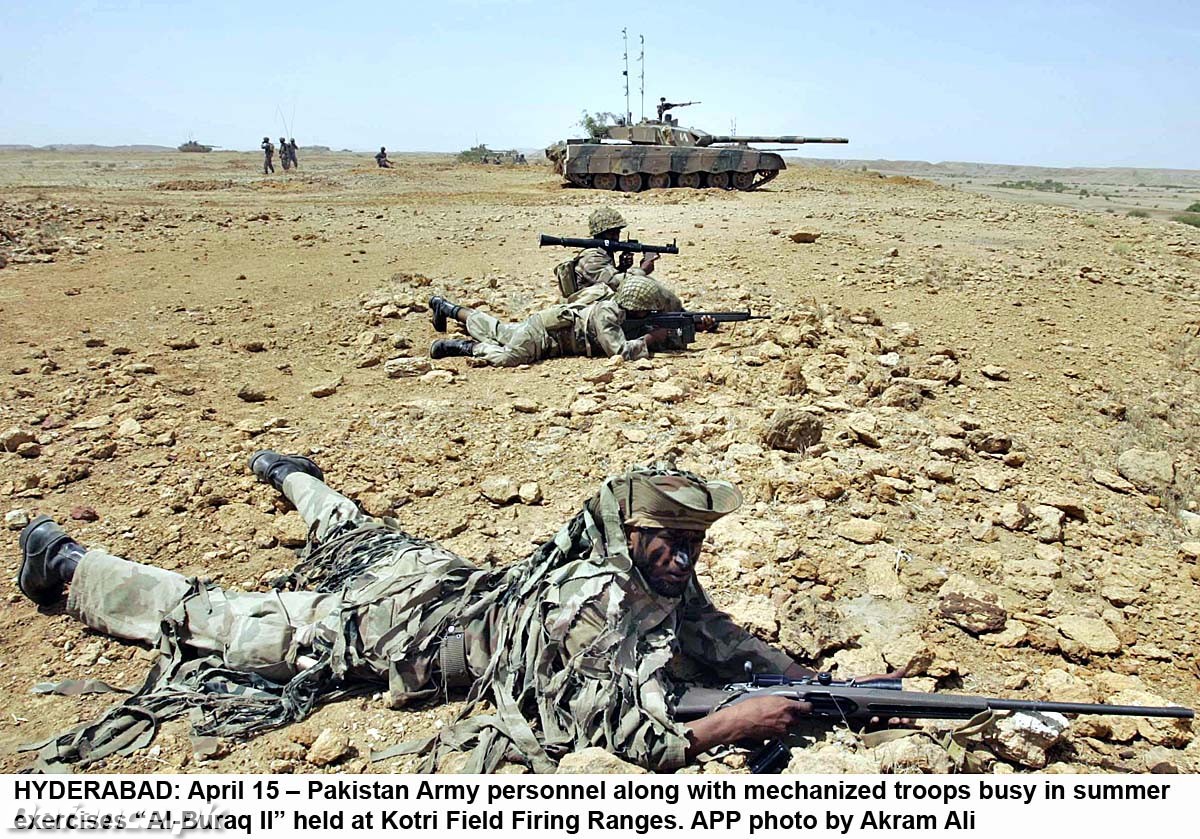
[640, 253, 659, 274]
[617, 251, 635, 272]
[728, 696, 813, 740]
[696, 315, 718, 332]
[644, 327, 672, 348]
[855, 666, 912, 727]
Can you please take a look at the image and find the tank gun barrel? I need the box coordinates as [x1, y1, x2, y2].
[696, 136, 848, 147]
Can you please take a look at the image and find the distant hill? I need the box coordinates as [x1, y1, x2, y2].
[788, 157, 1200, 188]
[0, 144, 175, 152]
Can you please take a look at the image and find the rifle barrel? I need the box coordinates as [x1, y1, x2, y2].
[984, 698, 1193, 719]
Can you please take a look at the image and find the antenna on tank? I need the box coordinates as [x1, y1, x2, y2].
[639, 35, 645, 122]
[622, 28, 631, 124]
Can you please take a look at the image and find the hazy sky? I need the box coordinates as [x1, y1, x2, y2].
[3, 0, 1197, 168]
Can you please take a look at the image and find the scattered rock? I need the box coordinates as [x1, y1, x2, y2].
[1039, 494, 1088, 521]
[1030, 504, 1066, 543]
[384, 357, 432, 378]
[557, 748, 645, 774]
[1055, 615, 1121, 655]
[761, 409, 823, 453]
[236, 384, 268, 403]
[310, 381, 340, 398]
[69, 505, 99, 522]
[2, 427, 36, 452]
[648, 382, 686, 403]
[115, 418, 142, 437]
[835, 518, 885, 544]
[306, 728, 351, 767]
[273, 512, 309, 547]
[518, 481, 543, 505]
[980, 366, 1010, 381]
[788, 231, 821, 244]
[984, 712, 1068, 769]
[846, 412, 880, 447]
[1092, 469, 1134, 494]
[939, 592, 1007, 634]
[5, 509, 30, 531]
[73, 415, 111, 431]
[480, 476, 519, 505]
[969, 431, 1012, 455]
[165, 336, 199, 350]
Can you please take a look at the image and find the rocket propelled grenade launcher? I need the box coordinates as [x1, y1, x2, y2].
[538, 234, 680, 255]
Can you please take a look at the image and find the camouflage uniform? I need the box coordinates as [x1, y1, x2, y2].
[27, 466, 794, 773]
[261, 139, 275, 174]
[573, 247, 649, 292]
[464, 285, 653, 365]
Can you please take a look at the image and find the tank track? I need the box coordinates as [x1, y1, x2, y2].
[569, 169, 778, 192]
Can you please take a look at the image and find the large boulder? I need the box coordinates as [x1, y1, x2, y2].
[1115, 448, 1174, 492]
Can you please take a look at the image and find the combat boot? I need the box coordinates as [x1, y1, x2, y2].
[430, 339, 478, 359]
[248, 450, 325, 491]
[18, 515, 85, 606]
[429, 296, 463, 333]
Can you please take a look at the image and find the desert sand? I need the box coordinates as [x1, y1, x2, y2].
[1, 149, 1197, 773]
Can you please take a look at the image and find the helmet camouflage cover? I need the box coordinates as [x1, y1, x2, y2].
[588, 207, 627, 237]
[615, 276, 678, 312]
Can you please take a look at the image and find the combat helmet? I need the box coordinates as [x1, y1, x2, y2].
[616, 276, 677, 312]
[588, 207, 627, 238]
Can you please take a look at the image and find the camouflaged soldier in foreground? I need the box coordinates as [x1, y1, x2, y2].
[17, 455, 819, 772]
[426, 274, 686, 365]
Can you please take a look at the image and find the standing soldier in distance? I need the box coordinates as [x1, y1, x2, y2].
[261, 136, 275, 174]
[278, 137, 290, 170]
[287, 138, 299, 170]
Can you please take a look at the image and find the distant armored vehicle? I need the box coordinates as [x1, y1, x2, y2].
[177, 140, 214, 153]
[545, 119, 847, 191]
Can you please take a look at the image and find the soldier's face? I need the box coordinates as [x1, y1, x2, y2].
[629, 527, 706, 597]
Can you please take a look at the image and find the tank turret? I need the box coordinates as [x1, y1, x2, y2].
[177, 140, 215, 153]
[545, 118, 848, 191]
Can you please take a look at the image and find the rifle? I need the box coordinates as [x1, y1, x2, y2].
[675, 671, 1194, 774]
[622, 311, 769, 346]
[538, 233, 679, 255]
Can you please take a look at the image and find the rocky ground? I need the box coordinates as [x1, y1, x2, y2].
[0, 150, 1197, 774]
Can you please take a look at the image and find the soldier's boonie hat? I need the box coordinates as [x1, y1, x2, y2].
[614, 469, 743, 531]
[616, 276, 675, 312]
[588, 207, 627, 237]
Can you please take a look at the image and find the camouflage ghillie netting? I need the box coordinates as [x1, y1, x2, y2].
[23, 466, 788, 773]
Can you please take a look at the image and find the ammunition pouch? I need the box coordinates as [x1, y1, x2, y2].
[554, 257, 581, 299]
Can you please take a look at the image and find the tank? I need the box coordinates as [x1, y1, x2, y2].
[177, 140, 214, 153]
[545, 120, 847, 191]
